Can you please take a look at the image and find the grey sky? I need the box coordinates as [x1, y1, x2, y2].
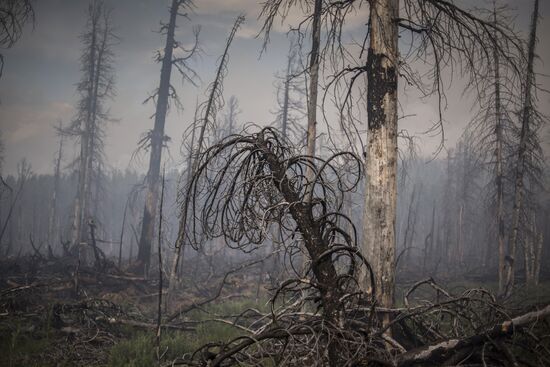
[0, 0, 549, 175]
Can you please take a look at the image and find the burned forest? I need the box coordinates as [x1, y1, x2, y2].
[2, 0, 550, 366]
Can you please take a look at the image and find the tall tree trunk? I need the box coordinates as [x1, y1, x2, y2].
[137, 0, 178, 274]
[173, 103, 198, 280]
[361, 0, 399, 315]
[301, 0, 322, 271]
[72, 4, 99, 246]
[491, 6, 506, 295]
[85, 20, 110, 224]
[422, 202, 436, 276]
[305, 0, 322, 178]
[457, 203, 464, 265]
[402, 183, 418, 265]
[48, 123, 63, 249]
[534, 230, 542, 285]
[525, 213, 542, 286]
[169, 15, 243, 291]
[118, 198, 129, 268]
[281, 49, 293, 138]
[505, 0, 539, 297]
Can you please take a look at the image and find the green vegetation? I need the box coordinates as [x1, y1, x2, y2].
[108, 299, 263, 366]
[0, 317, 53, 367]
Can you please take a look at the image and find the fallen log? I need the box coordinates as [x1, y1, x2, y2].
[396, 303, 550, 366]
[94, 315, 195, 331]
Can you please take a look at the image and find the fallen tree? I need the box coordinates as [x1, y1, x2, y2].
[170, 128, 550, 367]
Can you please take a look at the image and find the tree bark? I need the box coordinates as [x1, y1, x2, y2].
[281, 49, 293, 138]
[48, 123, 63, 249]
[490, 5, 507, 295]
[305, 0, 322, 178]
[505, 0, 539, 297]
[169, 15, 243, 290]
[72, 3, 99, 246]
[361, 0, 399, 316]
[396, 303, 550, 366]
[137, 0, 179, 274]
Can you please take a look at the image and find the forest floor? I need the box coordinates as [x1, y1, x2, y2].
[0, 254, 270, 366]
[1, 255, 550, 366]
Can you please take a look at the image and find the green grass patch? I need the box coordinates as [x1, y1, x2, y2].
[108, 323, 242, 367]
[108, 299, 260, 366]
[0, 318, 53, 367]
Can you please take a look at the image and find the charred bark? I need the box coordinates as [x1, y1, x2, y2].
[137, 0, 180, 274]
[361, 0, 399, 316]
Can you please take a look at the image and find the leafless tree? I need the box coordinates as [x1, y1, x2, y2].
[401, 182, 421, 265]
[136, 0, 199, 274]
[260, 0, 524, 314]
[169, 14, 244, 291]
[466, 1, 522, 294]
[66, 0, 117, 249]
[505, 0, 545, 297]
[171, 128, 550, 367]
[0, 0, 33, 78]
[48, 121, 64, 250]
[175, 127, 372, 365]
[0, 158, 31, 248]
[305, 0, 322, 180]
[273, 37, 307, 142]
[216, 95, 241, 141]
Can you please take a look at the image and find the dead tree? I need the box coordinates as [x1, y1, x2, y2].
[401, 182, 421, 266]
[524, 212, 543, 285]
[137, 0, 199, 274]
[273, 37, 306, 142]
[176, 127, 372, 366]
[491, 5, 507, 294]
[48, 121, 64, 250]
[359, 0, 400, 319]
[305, 0, 322, 172]
[262, 0, 523, 313]
[216, 95, 240, 141]
[466, 2, 522, 293]
[169, 15, 244, 291]
[505, 0, 542, 297]
[422, 201, 436, 276]
[173, 128, 550, 367]
[0, 0, 33, 78]
[307, 0, 525, 312]
[67, 0, 116, 248]
[0, 158, 30, 247]
[117, 195, 129, 268]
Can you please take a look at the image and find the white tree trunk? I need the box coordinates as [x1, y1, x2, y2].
[361, 0, 399, 315]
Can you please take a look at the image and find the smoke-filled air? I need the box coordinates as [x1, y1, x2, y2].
[1, 0, 550, 366]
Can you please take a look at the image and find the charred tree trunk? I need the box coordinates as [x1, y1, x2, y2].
[48, 124, 63, 250]
[525, 213, 543, 286]
[118, 197, 129, 268]
[491, 6, 507, 296]
[281, 50, 293, 139]
[422, 202, 436, 276]
[505, 0, 539, 297]
[70, 2, 114, 248]
[137, 0, 179, 274]
[85, 18, 110, 223]
[305, 0, 322, 166]
[258, 134, 346, 366]
[72, 3, 99, 246]
[169, 15, 243, 290]
[402, 183, 419, 265]
[361, 0, 399, 315]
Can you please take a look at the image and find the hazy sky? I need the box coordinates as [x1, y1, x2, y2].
[1, 0, 549, 175]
